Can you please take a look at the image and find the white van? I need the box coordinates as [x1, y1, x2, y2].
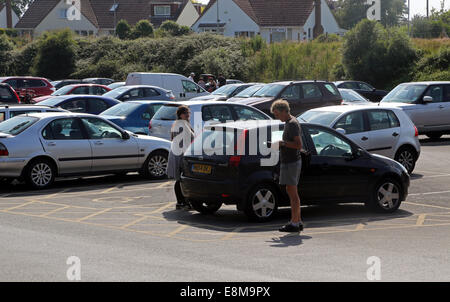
[125, 73, 209, 101]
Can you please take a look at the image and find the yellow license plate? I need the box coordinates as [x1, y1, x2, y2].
[192, 164, 212, 174]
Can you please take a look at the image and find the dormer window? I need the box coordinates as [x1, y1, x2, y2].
[154, 5, 171, 16]
[110, 4, 119, 12]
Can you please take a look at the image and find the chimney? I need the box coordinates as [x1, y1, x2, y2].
[6, 0, 13, 28]
[313, 0, 324, 38]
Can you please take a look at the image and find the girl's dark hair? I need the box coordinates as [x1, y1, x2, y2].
[176, 105, 190, 119]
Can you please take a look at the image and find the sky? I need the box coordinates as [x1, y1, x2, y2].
[196, 0, 450, 19]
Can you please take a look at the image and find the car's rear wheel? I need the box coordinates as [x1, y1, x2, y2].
[245, 184, 279, 222]
[140, 150, 168, 179]
[367, 178, 402, 213]
[395, 146, 416, 174]
[24, 158, 56, 189]
[426, 132, 442, 140]
[190, 200, 222, 214]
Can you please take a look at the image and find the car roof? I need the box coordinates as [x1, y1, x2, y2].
[0, 76, 48, 80]
[115, 85, 168, 91]
[206, 119, 283, 130]
[45, 94, 117, 100]
[302, 105, 402, 114]
[128, 100, 173, 105]
[165, 100, 232, 106]
[399, 81, 450, 85]
[23, 112, 99, 119]
[0, 104, 55, 109]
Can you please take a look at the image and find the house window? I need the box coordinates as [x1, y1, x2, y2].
[234, 31, 255, 38]
[154, 5, 171, 16]
[59, 9, 68, 19]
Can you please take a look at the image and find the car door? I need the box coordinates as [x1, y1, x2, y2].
[299, 83, 323, 116]
[365, 109, 400, 158]
[144, 88, 162, 100]
[332, 111, 371, 150]
[201, 105, 234, 127]
[423, 85, 447, 130]
[141, 103, 164, 133]
[40, 118, 92, 174]
[182, 80, 206, 100]
[71, 86, 89, 95]
[442, 84, 450, 128]
[60, 98, 88, 113]
[87, 98, 110, 114]
[279, 84, 303, 115]
[302, 125, 371, 202]
[80, 117, 140, 172]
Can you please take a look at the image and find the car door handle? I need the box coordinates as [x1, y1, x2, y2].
[47, 142, 56, 146]
[392, 132, 399, 137]
[361, 136, 368, 141]
[94, 141, 103, 145]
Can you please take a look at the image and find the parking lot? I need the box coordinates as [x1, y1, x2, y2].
[1, 135, 449, 281]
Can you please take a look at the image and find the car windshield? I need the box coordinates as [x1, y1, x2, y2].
[212, 85, 238, 96]
[381, 84, 427, 103]
[0, 116, 38, 135]
[51, 85, 75, 96]
[38, 96, 70, 107]
[339, 89, 368, 102]
[298, 111, 341, 126]
[102, 86, 129, 99]
[100, 102, 140, 117]
[235, 85, 264, 98]
[253, 84, 285, 97]
[153, 105, 179, 121]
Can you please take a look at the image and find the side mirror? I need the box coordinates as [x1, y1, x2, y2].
[122, 132, 130, 140]
[372, 88, 377, 92]
[353, 148, 363, 158]
[336, 128, 346, 135]
[121, 95, 130, 101]
[423, 96, 433, 103]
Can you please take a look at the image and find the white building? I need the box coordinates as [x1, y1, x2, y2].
[192, 0, 346, 42]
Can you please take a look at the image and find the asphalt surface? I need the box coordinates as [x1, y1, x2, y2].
[1, 135, 450, 281]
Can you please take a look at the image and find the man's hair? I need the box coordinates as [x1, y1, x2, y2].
[270, 99, 290, 114]
[176, 105, 190, 119]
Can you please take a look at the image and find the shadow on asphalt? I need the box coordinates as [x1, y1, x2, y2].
[0, 173, 168, 197]
[162, 203, 414, 236]
[266, 234, 313, 247]
[419, 136, 450, 146]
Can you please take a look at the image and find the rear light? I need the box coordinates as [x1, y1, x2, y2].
[340, 100, 344, 105]
[229, 155, 241, 167]
[0, 143, 9, 156]
[148, 120, 152, 131]
[414, 125, 419, 137]
[234, 129, 248, 154]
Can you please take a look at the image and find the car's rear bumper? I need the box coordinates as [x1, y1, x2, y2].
[0, 158, 27, 177]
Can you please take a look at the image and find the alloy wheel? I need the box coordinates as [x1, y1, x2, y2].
[30, 163, 53, 187]
[251, 188, 276, 218]
[397, 150, 414, 173]
[377, 182, 400, 210]
[148, 155, 168, 177]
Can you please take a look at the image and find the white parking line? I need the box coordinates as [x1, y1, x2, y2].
[409, 190, 450, 196]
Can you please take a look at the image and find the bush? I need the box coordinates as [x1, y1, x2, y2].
[159, 20, 191, 36]
[116, 19, 131, 39]
[0, 35, 14, 75]
[414, 46, 450, 81]
[131, 20, 154, 38]
[316, 33, 341, 43]
[32, 29, 77, 80]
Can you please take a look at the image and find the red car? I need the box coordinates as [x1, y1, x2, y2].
[32, 84, 112, 103]
[0, 77, 55, 103]
[0, 83, 21, 104]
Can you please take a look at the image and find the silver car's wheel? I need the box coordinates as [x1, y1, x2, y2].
[374, 181, 401, 212]
[26, 159, 55, 189]
[148, 154, 168, 177]
[395, 147, 416, 174]
[245, 184, 278, 221]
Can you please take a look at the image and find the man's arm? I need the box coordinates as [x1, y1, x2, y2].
[281, 136, 302, 150]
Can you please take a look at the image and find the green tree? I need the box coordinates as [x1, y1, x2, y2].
[159, 20, 191, 36]
[116, 19, 131, 39]
[32, 29, 76, 80]
[0, 35, 13, 75]
[131, 20, 154, 38]
[342, 19, 417, 89]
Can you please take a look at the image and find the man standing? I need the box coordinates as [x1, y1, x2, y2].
[271, 100, 304, 232]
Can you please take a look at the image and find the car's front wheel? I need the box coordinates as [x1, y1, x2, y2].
[367, 178, 402, 213]
[140, 150, 168, 179]
[190, 201, 222, 214]
[395, 146, 416, 174]
[244, 184, 279, 222]
[24, 158, 56, 189]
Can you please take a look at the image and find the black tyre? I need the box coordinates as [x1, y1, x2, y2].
[367, 178, 402, 213]
[394, 146, 416, 174]
[190, 200, 222, 215]
[426, 132, 442, 140]
[244, 184, 279, 222]
[24, 158, 56, 189]
[140, 150, 168, 179]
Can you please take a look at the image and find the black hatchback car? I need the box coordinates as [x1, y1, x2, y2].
[334, 81, 388, 103]
[231, 81, 342, 117]
[180, 120, 409, 222]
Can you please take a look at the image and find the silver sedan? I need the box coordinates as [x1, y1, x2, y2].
[0, 112, 171, 189]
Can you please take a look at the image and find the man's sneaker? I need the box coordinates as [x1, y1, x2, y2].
[279, 223, 304, 233]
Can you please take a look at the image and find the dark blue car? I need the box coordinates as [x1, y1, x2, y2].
[38, 95, 120, 115]
[100, 100, 171, 135]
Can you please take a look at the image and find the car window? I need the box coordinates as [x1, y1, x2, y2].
[143, 104, 163, 120]
[424, 85, 444, 103]
[444, 85, 450, 102]
[0, 116, 38, 135]
[89, 99, 109, 113]
[324, 84, 339, 96]
[24, 79, 46, 88]
[233, 105, 268, 120]
[99, 87, 109, 95]
[0, 112, 5, 122]
[42, 118, 84, 140]
[307, 127, 353, 157]
[334, 111, 365, 134]
[81, 117, 122, 139]
[182, 80, 200, 93]
[202, 105, 233, 122]
[367, 110, 391, 131]
[4, 79, 20, 89]
[61, 99, 87, 112]
[10, 110, 41, 118]
[153, 105, 178, 121]
[280, 85, 301, 101]
[302, 84, 322, 98]
[0, 86, 16, 103]
[382, 84, 427, 103]
[387, 111, 400, 128]
[144, 88, 160, 97]
[340, 82, 358, 89]
[358, 82, 373, 91]
[72, 86, 88, 94]
[129, 89, 144, 98]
